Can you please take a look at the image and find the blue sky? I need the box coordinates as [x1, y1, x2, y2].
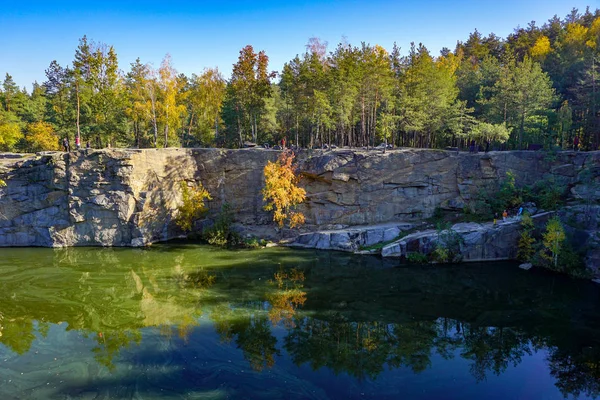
[0, 0, 597, 89]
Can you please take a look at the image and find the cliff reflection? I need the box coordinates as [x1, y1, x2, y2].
[0, 246, 599, 397]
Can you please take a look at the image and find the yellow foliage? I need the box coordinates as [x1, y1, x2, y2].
[267, 268, 306, 327]
[176, 181, 212, 232]
[437, 51, 462, 74]
[586, 17, 600, 49]
[530, 36, 552, 59]
[25, 122, 59, 152]
[262, 151, 306, 228]
[542, 216, 566, 269]
[565, 23, 589, 55]
[0, 179, 5, 187]
[0, 118, 23, 151]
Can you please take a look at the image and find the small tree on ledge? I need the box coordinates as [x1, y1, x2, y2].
[262, 150, 306, 229]
[176, 181, 212, 232]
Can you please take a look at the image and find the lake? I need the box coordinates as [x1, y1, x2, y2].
[0, 244, 598, 399]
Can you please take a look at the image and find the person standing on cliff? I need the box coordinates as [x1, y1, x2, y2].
[502, 209, 508, 222]
[574, 136, 579, 151]
[63, 137, 70, 152]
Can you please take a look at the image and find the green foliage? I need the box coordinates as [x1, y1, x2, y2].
[3, 10, 600, 151]
[432, 223, 464, 263]
[202, 203, 241, 247]
[530, 178, 565, 210]
[175, 181, 212, 232]
[431, 246, 450, 263]
[406, 252, 429, 264]
[470, 121, 511, 143]
[517, 212, 536, 262]
[517, 231, 536, 262]
[558, 243, 590, 279]
[498, 171, 522, 208]
[468, 171, 567, 221]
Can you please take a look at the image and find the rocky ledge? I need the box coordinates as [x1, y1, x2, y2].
[289, 222, 415, 252]
[287, 213, 552, 261]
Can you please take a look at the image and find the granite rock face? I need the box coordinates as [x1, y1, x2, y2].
[380, 213, 553, 261]
[0, 148, 598, 250]
[0, 149, 278, 247]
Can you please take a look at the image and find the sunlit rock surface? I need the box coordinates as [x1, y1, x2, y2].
[0, 148, 598, 271]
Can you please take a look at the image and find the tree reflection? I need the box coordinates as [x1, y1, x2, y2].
[548, 346, 600, 398]
[0, 247, 600, 399]
[211, 305, 279, 371]
[459, 325, 533, 382]
[267, 268, 306, 327]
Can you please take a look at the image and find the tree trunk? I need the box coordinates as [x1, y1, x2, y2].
[76, 80, 81, 146]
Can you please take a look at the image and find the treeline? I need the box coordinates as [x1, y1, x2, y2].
[1, 7, 599, 152]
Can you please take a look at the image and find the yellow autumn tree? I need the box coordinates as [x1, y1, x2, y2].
[176, 181, 212, 232]
[0, 112, 23, 151]
[25, 122, 59, 152]
[262, 150, 306, 229]
[530, 36, 552, 60]
[542, 216, 566, 270]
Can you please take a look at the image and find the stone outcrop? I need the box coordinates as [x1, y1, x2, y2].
[0, 148, 598, 253]
[290, 222, 415, 252]
[379, 213, 552, 261]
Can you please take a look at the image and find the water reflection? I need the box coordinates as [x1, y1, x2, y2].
[0, 246, 599, 399]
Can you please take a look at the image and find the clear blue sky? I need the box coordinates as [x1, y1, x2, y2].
[0, 0, 597, 89]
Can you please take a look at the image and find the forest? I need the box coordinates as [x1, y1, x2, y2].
[0, 7, 599, 152]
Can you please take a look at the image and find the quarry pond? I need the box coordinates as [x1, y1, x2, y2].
[0, 245, 599, 400]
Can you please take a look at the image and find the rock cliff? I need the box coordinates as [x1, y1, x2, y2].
[0, 148, 598, 251]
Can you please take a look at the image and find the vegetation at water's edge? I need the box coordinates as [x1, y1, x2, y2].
[0, 8, 600, 152]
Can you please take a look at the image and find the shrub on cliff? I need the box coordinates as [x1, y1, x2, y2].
[176, 181, 212, 232]
[432, 223, 464, 263]
[517, 213, 535, 262]
[202, 203, 241, 247]
[262, 150, 306, 229]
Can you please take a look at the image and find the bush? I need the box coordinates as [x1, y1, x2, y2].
[431, 246, 450, 263]
[498, 171, 522, 208]
[433, 223, 464, 263]
[530, 178, 565, 210]
[203, 203, 241, 247]
[559, 243, 590, 278]
[517, 213, 536, 262]
[406, 252, 428, 264]
[517, 231, 535, 262]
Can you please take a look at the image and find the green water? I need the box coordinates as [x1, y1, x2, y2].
[0, 245, 599, 399]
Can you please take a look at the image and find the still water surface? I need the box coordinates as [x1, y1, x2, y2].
[0, 245, 599, 399]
